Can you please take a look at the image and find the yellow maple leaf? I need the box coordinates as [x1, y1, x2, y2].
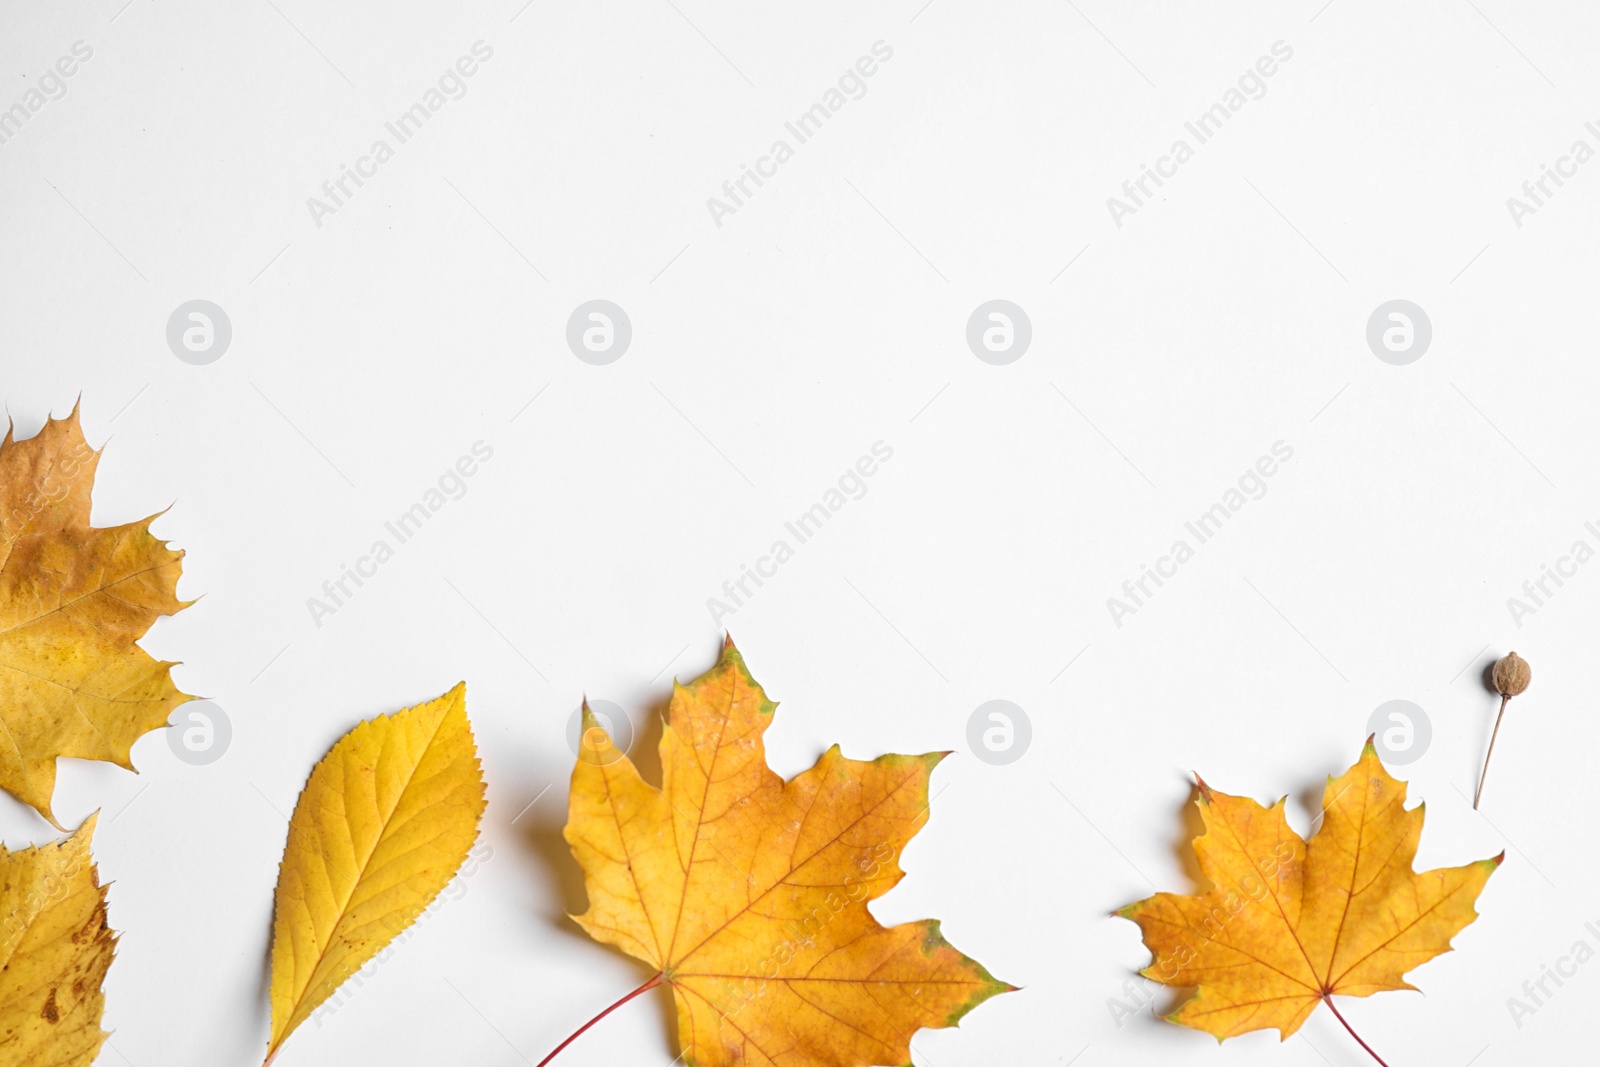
[265, 683, 487, 1065]
[0, 813, 116, 1067]
[0, 406, 193, 827]
[1118, 741, 1501, 1057]
[560, 637, 1012, 1067]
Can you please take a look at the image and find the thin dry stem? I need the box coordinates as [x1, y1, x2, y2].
[1323, 995, 1390, 1067]
[1475, 694, 1510, 810]
[536, 972, 664, 1067]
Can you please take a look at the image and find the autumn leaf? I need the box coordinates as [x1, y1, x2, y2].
[557, 637, 1012, 1067]
[0, 813, 116, 1066]
[1117, 740, 1501, 1062]
[265, 683, 486, 1065]
[0, 405, 193, 827]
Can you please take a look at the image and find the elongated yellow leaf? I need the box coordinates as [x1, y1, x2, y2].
[265, 683, 486, 1064]
[0, 814, 115, 1067]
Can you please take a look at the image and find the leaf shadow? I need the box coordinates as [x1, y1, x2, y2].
[518, 810, 585, 936]
[1170, 779, 1205, 888]
[1296, 782, 1325, 838]
[251, 894, 274, 1053]
[1117, 779, 1209, 1027]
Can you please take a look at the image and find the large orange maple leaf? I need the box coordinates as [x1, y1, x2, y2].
[561, 637, 1012, 1067]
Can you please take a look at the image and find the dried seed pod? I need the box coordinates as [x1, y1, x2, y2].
[1476, 651, 1532, 809]
[1492, 651, 1531, 699]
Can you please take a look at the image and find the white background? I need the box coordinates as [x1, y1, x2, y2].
[2, 1, 1596, 1065]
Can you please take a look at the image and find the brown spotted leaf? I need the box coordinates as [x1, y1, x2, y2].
[0, 814, 115, 1066]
